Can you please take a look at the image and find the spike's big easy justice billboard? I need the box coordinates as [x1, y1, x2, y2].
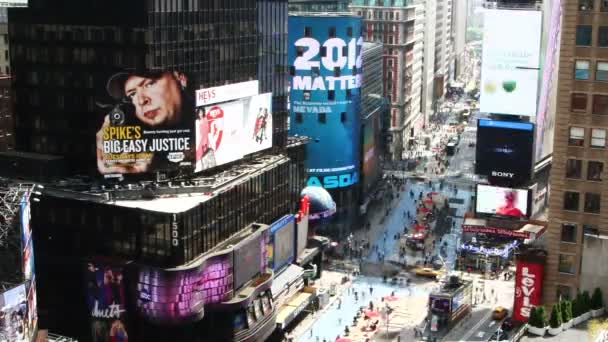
[288, 15, 363, 189]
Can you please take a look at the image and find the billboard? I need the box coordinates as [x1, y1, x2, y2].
[0, 1, 27, 7]
[133, 253, 234, 324]
[534, 0, 562, 162]
[476, 184, 530, 218]
[475, 119, 534, 185]
[480, 10, 542, 116]
[513, 261, 544, 322]
[0, 283, 36, 342]
[20, 193, 34, 281]
[96, 69, 196, 175]
[84, 262, 128, 342]
[269, 215, 296, 272]
[233, 234, 263, 291]
[288, 15, 363, 189]
[362, 113, 380, 195]
[194, 88, 273, 172]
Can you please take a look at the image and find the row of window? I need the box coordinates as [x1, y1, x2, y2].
[578, 0, 608, 11]
[569, 126, 607, 148]
[356, 9, 403, 21]
[575, 25, 608, 46]
[563, 191, 601, 213]
[565, 159, 604, 181]
[293, 112, 349, 124]
[570, 93, 608, 114]
[560, 222, 599, 243]
[574, 60, 608, 81]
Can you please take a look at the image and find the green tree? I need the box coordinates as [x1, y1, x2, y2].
[583, 291, 592, 313]
[561, 300, 572, 322]
[592, 288, 604, 310]
[549, 303, 563, 328]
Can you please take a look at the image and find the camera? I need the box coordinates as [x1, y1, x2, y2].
[108, 102, 135, 126]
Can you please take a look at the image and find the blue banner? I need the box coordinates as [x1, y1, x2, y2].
[288, 15, 363, 189]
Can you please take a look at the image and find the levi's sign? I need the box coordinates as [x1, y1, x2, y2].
[513, 262, 544, 322]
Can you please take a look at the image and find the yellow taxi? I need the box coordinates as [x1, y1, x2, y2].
[414, 267, 440, 279]
[492, 306, 508, 320]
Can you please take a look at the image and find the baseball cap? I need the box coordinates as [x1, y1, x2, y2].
[106, 69, 165, 100]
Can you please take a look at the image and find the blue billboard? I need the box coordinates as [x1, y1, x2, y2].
[288, 15, 363, 189]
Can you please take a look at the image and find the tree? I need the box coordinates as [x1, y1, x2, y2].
[582, 291, 592, 313]
[592, 288, 604, 310]
[530, 306, 547, 328]
[549, 303, 563, 328]
[561, 300, 572, 322]
[572, 297, 580, 318]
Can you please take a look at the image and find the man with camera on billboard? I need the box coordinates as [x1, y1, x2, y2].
[96, 69, 195, 175]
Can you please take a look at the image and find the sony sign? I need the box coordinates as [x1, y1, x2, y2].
[513, 261, 544, 322]
[491, 171, 515, 178]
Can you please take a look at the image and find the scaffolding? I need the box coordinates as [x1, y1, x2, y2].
[0, 179, 35, 290]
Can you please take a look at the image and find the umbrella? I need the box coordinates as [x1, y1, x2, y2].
[364, 310, 381, 318]
[336, 338, 352, 342]
[384, 295, 399, 302]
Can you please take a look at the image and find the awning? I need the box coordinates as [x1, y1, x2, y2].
[276, 292, 313, 329]
[518, 224, 545, 240]
[271, 264, 304, 301]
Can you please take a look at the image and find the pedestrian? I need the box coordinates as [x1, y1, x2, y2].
[370, 286, 374, 295]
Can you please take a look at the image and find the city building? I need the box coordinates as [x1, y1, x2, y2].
[433, 0, 455, 105]
[451, 0, 468, 80]
[7, 0, 288, 176]
[350, 0, 424, 161]
[288, 0, 349, 12]
[0, 75, 13, 152]
[543, 0, 608, 307]
[420, 0, 436, 124]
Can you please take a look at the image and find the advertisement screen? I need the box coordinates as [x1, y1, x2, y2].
[0, 1, 27, 7]
[288, 15, 363, 189]
[194, 91, 273, 172]
[133, 253, 233, 324]
[362, 114, 380, 195]
[480, 10, 542, 116]
[20, 193, 34, 281]
[273, 218, 296, 272]
[476, 184, 530, 218]
[96, 69, 196, 175]
[513, 261, 544, 322]
[475, 119, 534, 185]
[85, 262, 128, 342]
[233, 234, 263, 291]
[0, 283, 35, 342]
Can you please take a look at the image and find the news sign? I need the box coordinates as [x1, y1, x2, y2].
[96, 69, 195, 175]
[194, 87, 273, 172]
[475, 119, 534, 185]
[513, 261, 544, 322]
[288, 15, 363, 189]
[480, 9, 542, 116]
[476, 184, 530, 218]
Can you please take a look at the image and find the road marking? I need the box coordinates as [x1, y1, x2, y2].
[476, 332, 485, 338]
[489, 320, 495, 327]
[461, 310, 492, 341]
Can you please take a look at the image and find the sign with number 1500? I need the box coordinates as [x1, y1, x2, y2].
[292, 36, 363, 91]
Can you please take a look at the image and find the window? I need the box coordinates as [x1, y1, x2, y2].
[576, 25, 592, 46]
[564, 191, 580, 211]
[295, 113, 303, 124]
[340, 112, 347, 123]
[569, 127, 585, 146]
[557, 285, 572, 301]
[584, 193, 601, 213]
[575, 60, 590, 80]
[588, 161, 603, 181]
[303, 91, 311, 101]
[593, 95, 608, 114]
[296, 46, 304, 57]
[328, 26, 336, 38]
[597, 62, 608, 81]
[571, 93, 588, 111]
[591, 128, 606, 147]
[565, 159, 582, 179]
[304, 27, 312, 37]
[603, 0, 608, 11]
[327, 90, 335, 101]
[580, 0, 593, 10]
[584, 224, 600, 236]
[561, 223, 577, 243]
[318, 113, 326, 123]
[558, 254, 576, 274]
[600, 27, 608, 47]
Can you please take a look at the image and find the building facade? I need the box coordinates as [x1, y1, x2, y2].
[288, 0, 349, 12]
[350, 0, 424, 161]
[0, 76, 12, 152]
[543, 0, 608, 307]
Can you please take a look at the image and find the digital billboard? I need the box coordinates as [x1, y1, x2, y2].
[480, 10, 542, 116]
[269, 215, 296, 272]
[20, 193, 34, 281]
[194, 87, 273, 172]
[96, 69, 196, 175]
[362, 114, 380, 195]
[84, 262, 128, 341]
[288, 15, 363, 189]
[475, 119, 534, 185]
[476, 184, 530, 218]
[233, 234, 263, 291]
[0, 283, 36, 342]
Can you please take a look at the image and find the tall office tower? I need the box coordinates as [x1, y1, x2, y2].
[434, 0, 455, 99]
[288, 0, 349, 12]
[7, 0, 288, 176]
[420, 0, 437, 124]
[543, 0, 608, 306]
[350, 0, 424, 161]
[451, 0, 468, 80]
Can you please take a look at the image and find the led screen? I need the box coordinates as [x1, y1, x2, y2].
[0, 283, 35, 342]
[476, 184, 530, 218]
[233, 234, 263, 290]
[480, 9, 542, 116]
[475, 119, 534, 185]
[273, 217, 296, 272]
[288, 15, 363, 189]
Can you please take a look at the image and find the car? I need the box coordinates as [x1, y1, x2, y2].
[500, 317, 514, 331]
[492, 306, 508, 320]
[487, 330, 509, 342]
[415, 267, 440, 279]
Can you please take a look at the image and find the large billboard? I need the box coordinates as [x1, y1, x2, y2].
[20, 193, 34, 281]
[362, 113, 380, 195]
[195, 82, 273, 172]
[84, 262, 128, 342]
[476, 184, 530, 218]
[268, 215, 296, 272]
[233, 234, 263, 291]
[475, 119, 534, 186]
[0, 282, 36, 342]
[513, 261, 544, 322]
[288, 15, 363, 190]
[480, 10, 542, 116]
[96, 72, 271, 176]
